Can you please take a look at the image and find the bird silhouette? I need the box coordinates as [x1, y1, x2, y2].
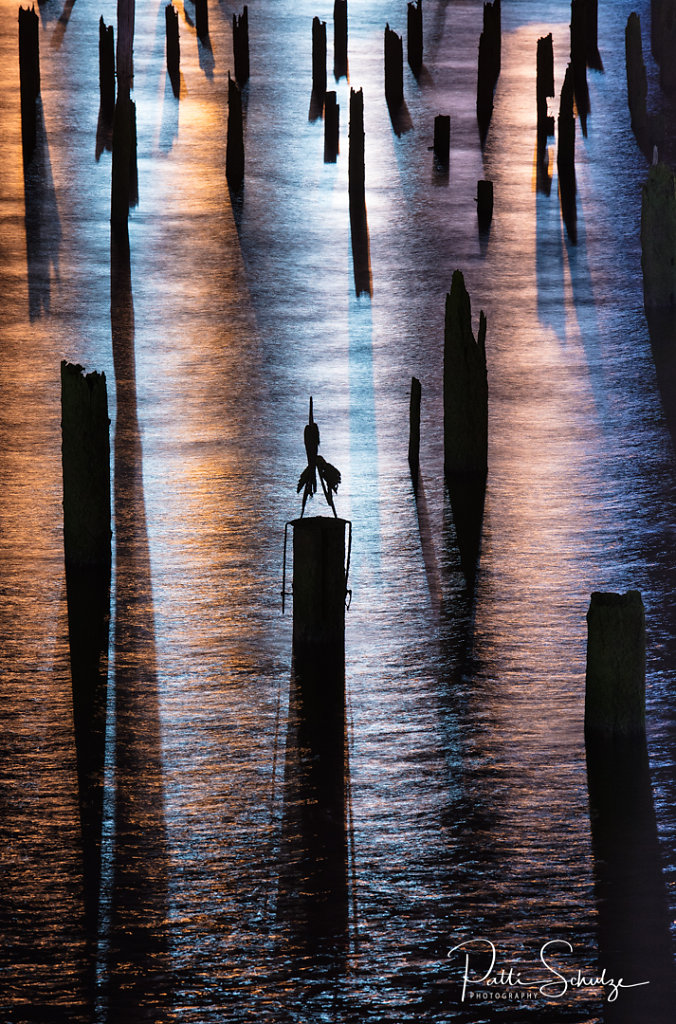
[297, 397, 341, 517]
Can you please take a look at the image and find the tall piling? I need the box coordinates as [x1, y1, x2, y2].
[111, 95, 137, 242]
[226, 73, 244, 192]
[233, 6, 249, 85]
[536, 33, 555, 145]
[570, 0, 590, 132]
[641, 162, 676, 308]
[291, 517, 347, 678]
[348, 87, 365, 211]
[165, 4, 180, 98]
[195, 0, 208, 40]
[324, 91, 339, 162]
[557, 63, 577, 244]
[312, 16, 327, 99]
[116, 0, 134, 99]
[476, 0, 501, 138]
[408, 376, 421, 485]
[99, 17, 115, 115]
[433, 114, 450, 164]
[585, 591, 645, 740]
[18, 5, 40, 162]
[626, 13, 648, 137]
[384, 24, 404, 107]
[333, 0, 348, 79]
[407, 0, 423, 76]
[584, 0, 602, 70]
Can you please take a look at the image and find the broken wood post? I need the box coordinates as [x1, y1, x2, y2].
[292, 517, 347, 667]
[116, 0, 134, 99]
[476, 179, 493, 228]
[536, 33, 555, 144]
[557, 62, 577, 244]
[226, 73, 244, 192]
[195, 0, 208, 40]
[433, 114, 450, 164]
[641, 162, 676, 308]
[312, 16, 327, 98]
[165, 5, 179, 98]
[626, 12, 648, 136]
[233, 6, 249, 86]
[348, 86, 365, 210]
[585, 592, 645, 740]
[324, 91, 339, 162]
[476, 0, 501, 137]
[111, 96, 136, 240]
[18, 5, 40, 162]
[333, 0, 347, 79]
[384, 24, 404, 107]
[407, 0, 422, 76]
[570, 0, 590, 132]
[99, 17, 115, 115]
[408, 376, 421, 484]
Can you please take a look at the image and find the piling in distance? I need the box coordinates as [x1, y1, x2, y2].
[384, 24, 404, 107]
[626, 12, 648, 136]
[585, 591, 646, 740]
[324, 91, 339, 162]
[312, 16, 327, 98]
[111, 96, 137, 239]
[641, 162, 676, 308]
[570, 0, 590, 132]
[195, 0, 208, 40]
[333, 0, 348, 79]
[233, 6, 250, 85]
[18, 5, 40, 161]
[557, 63, 577, 244]
[652, 0, 676, 96]
[348, 87, 365, 210]
[99, 17, 115, 115]
[165, 4, 180, 97]
[408, 376, 421, 484]
[407, 0, 423, 75]
[443, 270, 487, 480]
[584, 0, 602, 70]
[536, 33, 555, 143]
[476, 0, 501, 136]
[477, 180, 493, 228]
[433, 114, 450, 164]
[226, 73, 244, 192]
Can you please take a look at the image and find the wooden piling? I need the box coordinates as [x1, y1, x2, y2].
[116, 0, 134, 99]
[444, 270, 487, 480]
[433, 114, 450, 164]
[384, 24, 404, 107]
[477, 180, 493, 228]
[557, 63, 577, 244]
[584, 0, 602, 70]
[626, 12, 648, 136]
[407, 0, 423, 76]
[333, 0, 348, 80]
[348, 87, 365, 211]
[233, 6, 249, 86]
[536, 33, 555, 143]
[476, 0, 501, 135]
[195, 0, 208, 40]
[312, 16, 327, 98]
[408, 376, 421, 484]
[165, 4, 180, 95]
[641, 162, 676, 308]
[18, 5, 40, 162]
[585, 592, 645, 740]
[226, 73, 244, 192]
[651, 0, 676, 96]
[292, 516, 347, 660]
[99, 17, 115, 115]
[570, 0, 590, 131]
[324, 91, 339, 163]
[111, 96, 136, 239]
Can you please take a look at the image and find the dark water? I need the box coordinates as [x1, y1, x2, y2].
[1, 1, 675, 1021]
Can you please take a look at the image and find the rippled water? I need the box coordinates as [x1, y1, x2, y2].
[1, 1, 676, 1022]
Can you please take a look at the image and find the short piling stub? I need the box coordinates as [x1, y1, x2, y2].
[226, 72, 245, 192]
[585, 591, 646, 740]
[433, 114, 450, 165]
[476, 179, 493, 229]
[324, 91, 339, 162]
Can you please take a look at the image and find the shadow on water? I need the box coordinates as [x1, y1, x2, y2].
[23, 101, 61, 321]
[95, 105, 114, 162]
[107, 240, 171, 1023]
[159, 74, 180, 153]
[536, 173, 566, 342]
[50, 0, 76, 51]
[308, 89, 324, 123]
[197, 33, 215, 80]
[349, 201, 371, 299]
[387, 97, 413, 138]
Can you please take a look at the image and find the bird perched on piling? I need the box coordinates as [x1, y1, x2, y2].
[297, 397, 341, 517]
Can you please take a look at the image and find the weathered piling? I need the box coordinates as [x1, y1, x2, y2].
[476, 0, 501, 137]
[585, 592, 645, 740]
[641, 162, 676, 308]
[536, 33, 555, 144]
[324, 91, 339, 162]
[312, 16, 327, 99]
[233, 6, 249, 85]
[476, 180, 493, 229]
[334, 0, 348, 79]
[407, 0, 423, 76]
[408, 376, 421, 484]
[444, 270, 487, 480]
[626, 12, 648, 136]
[433, 114, 450, 164]
[384, 24, 404, 107]
[557, 63, 577, 244]
[111, 95, 137, 240]
[584, 0, 602, 70]
[165, 4, 180, 98]
[292, 517, 347, 664]
[348, 87, 365, 210]
[651, 0, 676, 96]
[116, 0, 134, 99]
[195, 0, 208, 40]
[99, 17, 115, 115]
[570, 0, 590, 132]
[226, 73, 244, 192]
[18, 5, 40, 162]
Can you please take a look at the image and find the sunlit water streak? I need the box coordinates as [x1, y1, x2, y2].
[1, 1, 675, 1022]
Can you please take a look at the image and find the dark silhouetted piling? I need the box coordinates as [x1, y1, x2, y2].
[292, 517, 347, 669]
[99, 17, 115, 115]
[557, 63, 577, 244]
[312, 16, 327, 98]
[584, 0, 602, 70]
[226, 73, 244, 192]
[536, 33, 554, 143]
[433, 114, 450, 164]
[585, 592, 645, 740]
[324, 91, 339, 162]
[165, 4, 180, 97]
[333, 0, 347, 79]
[476, 0, 501, 137]
[407, 0, 423, 75]
[570, 0, 590, 132]
[626, 12, 648, 136]
[408, 376, 421, 484]
[384, 24, 404, 107]
[116, 0, 134, 98]
[233, 6, 249, 85]
[111, 95, 137, 239]
[477, 180, 493, 229]
[18, 5, 40, 162]
[651, 0, 676, 96]
[195, 0, 208, 40]
[641, 162, 676, 308]
[348, 87, 365, 210]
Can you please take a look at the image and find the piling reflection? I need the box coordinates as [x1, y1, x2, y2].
[23, 101, 60, 321]
[108, 240, 171, 1022]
